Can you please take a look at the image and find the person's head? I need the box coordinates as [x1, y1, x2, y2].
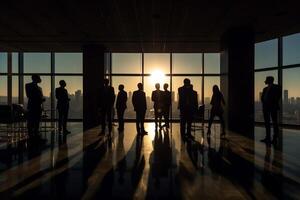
[265, 76, 274, 85]
[59, 80, 66, 88]
[137, 83, 143, 90]
[155, 83, 160, 90]
[32, 74, 41, 83]
[118, 84, 124, 91]
[163, 83, 169, 91]
[183, 78, 191, 86]
[212, 85, 220, 94]
[104, 78, 109, 86]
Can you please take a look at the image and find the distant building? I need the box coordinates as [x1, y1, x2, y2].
[75, 90, 82, 102]
[296, 97, 300, 105]
[284, 90, 289, 105]
[291, 97, 295, 105]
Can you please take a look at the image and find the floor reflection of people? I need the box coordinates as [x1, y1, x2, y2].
[149, 128, 172, 188]
[185, 137, 205, 169]
[116, 133, 126, 184]
[131, 135, 145, 190]
[55, 134, 69, 198]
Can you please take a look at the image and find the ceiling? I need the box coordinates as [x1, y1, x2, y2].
[0, 0, 300, 52]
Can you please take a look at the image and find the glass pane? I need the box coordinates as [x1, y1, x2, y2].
[112, 53, 142, 74]
[55, 76, 83, 119]
[12, 52, 18, 73]
[171, 76, 202, 119]
[24, 53, 51, 73]
[283, 33, 300, 66]
[144, 53, 170, 74]
[24, 76, 51, 111]
[172, 53, 202, 74]
[283, 68, 300, 125]
[0, 53, 7, 73]
[0, 76, 7, 104]
[144, 76, 170, 119]
[254, 70, 278, 122]
[111, 76, 142, 119]
[12, 76, 19, 104]
[55, 53, 83, 73]
[204, 76, 221, 119]
[255, 39, 278, 69]
[204, 53, 220, 74]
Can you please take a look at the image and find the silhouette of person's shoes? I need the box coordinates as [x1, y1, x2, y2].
[260, 138, 271, 144]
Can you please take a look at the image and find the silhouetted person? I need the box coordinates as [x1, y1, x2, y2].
[178, 79, 198, 139]
[99, 78, 115, 135]
[25, 75, 45, 138]
[260, 76, 281, 144]
[55, 80, 70, 134]
[132, 83, 147, 135]
[207, 85, 226, 138]
[162, 83, 171, 128]
[151, 83, 164, 128]
[116, 84, 127, 131]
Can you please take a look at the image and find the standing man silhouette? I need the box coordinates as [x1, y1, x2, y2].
[99, 78, 115, 135]
[162, 83, 171, 128]
[116, 84, 127, 132]
[260, 76, 281, 144]
[178, 79, 198, 139]
[25, 75, 45, 138]
[207, 85, 226, 138]
[132, 83, 148, 135]
[55, 80, 71, 134]
[151, 83, 164, 128]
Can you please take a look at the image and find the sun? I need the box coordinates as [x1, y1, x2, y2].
[150, 70, 166, 86]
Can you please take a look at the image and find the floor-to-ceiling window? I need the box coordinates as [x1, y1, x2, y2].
[255, 32, 300, 125]
[109, 52, 221, 120]
[0, 52, 83, 120]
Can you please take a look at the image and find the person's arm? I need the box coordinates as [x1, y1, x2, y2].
[177, 88, 180, 109]
[151, 91, 155, 102]
[132, 92, 136, 108]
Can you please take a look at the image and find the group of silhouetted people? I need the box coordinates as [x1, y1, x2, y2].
[25, 73, 280, 145]
[26, 75, 71, 139]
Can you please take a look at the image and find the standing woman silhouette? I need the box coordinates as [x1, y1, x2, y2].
[207, 85, 226, 138]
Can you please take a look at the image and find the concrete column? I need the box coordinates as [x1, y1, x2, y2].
[83, 45, 106, 130]
[221, 28, 255, 138]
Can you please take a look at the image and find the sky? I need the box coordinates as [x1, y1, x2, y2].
[1, 32, 300, 100]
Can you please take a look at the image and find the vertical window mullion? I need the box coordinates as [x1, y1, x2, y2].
[18, 53, 24, 105]
[7, 52, 12, 105]
[51, 52, 55, 120]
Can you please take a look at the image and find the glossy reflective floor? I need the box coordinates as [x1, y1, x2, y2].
[0, 122, 300, 199]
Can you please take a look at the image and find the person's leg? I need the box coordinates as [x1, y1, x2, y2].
[58, 109, 63, 132]
[165, 108, 170, 128]
[186, 112, 192, 137]
[117, 109, 121, 130]
[120, 109, 125, 130]
[27, 111, 34, 137]
[63, 106, 69, 132]
[208, 111, 215, 131]
[154, 109, 158, 128]
[180, 111, 186, 137]
[136, 112, 141, 134]
[271, 110, 279, 142]
[141, 111, 146, 133]
[107, 108, 112, 133]
[218, 113, 226, 135]
[263, 109, 271, 142]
